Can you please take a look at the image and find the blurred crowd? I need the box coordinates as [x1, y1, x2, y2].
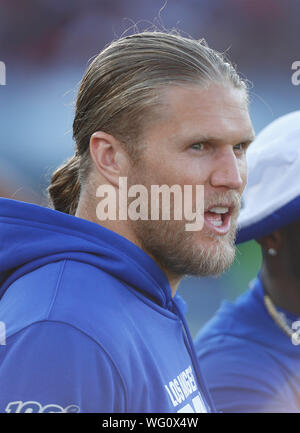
[0, 0, 298, 70]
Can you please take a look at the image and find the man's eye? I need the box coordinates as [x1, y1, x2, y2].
[233, 142, 247, 152]
[191, 143, 205, 151]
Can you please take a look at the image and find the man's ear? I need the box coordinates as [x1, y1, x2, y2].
[89, 131, 130, 187]
[256, 230, 283, 252]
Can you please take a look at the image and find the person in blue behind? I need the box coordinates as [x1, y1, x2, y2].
[0, 31, 254, 413]
[195, 111, 300, 413]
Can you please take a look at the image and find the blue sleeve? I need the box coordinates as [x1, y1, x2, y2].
[0, 321, 126, 413]
[196, 337, 297, 413]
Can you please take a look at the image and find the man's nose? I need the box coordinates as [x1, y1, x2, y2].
[210, 148, 244, 190]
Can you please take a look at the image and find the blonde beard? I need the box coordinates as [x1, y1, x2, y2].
[131, 215, 237, 277]
[127, 160, 241, 278]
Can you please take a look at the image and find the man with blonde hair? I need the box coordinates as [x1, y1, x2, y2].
[0, 31, 254, 413]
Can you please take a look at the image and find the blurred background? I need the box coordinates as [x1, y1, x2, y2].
[0, 0, 299, 336]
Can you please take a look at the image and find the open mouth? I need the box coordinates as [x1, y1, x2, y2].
[204, 206, 232, 234]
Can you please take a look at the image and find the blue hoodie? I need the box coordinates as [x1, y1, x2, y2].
[0, 198, 214, 413]
[195, 277, 300, 413]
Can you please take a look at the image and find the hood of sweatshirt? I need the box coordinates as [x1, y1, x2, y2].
[0, 197, 215, 412]
[0, 197, 181, 309]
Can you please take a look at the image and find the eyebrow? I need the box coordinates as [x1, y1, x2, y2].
[243, 133, 256, 143]
[247, 134, 256, 144]
[186, 134, 256, 145]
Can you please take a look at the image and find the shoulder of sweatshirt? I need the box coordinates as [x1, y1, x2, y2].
[0, 259, 172, 353]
